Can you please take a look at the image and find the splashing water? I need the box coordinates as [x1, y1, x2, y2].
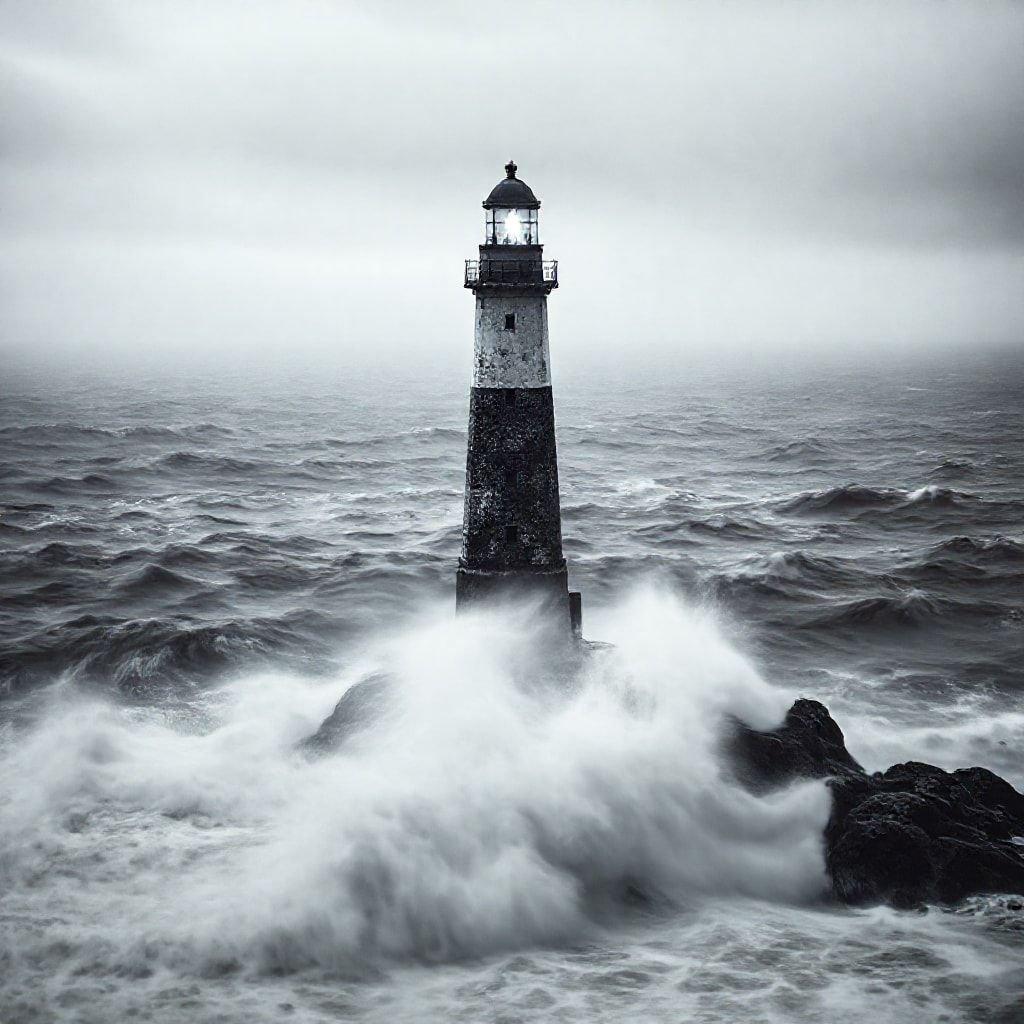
[1, 592, 823, 966]
[2, 591, 1021, 1022]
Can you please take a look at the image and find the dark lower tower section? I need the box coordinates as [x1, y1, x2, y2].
[456, 386, 570, 621]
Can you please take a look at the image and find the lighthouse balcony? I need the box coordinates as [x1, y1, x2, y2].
[465, 259, 558, 289]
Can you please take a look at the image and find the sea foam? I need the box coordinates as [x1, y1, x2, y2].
[0, 590, 830, 978]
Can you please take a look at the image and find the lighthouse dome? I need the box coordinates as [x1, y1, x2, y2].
[483, 160, 541, 209]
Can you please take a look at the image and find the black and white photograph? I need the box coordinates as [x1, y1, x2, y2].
[2, 2, 1023, 1021]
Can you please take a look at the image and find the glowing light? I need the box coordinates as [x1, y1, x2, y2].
[504, 210, 523, 243]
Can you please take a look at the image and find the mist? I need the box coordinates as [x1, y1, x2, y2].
[1, 0, 1022, 373]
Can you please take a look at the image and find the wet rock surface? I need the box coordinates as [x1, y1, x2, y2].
[728, 698, 1024, 908]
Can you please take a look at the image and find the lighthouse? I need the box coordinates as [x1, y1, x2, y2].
[456, 161, 582, 640]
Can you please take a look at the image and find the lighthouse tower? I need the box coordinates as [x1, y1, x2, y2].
[456, 161, 582, 639]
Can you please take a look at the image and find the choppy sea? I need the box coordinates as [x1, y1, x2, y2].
[1, 353, 1023, 1023]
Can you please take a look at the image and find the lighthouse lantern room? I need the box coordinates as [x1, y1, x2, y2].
[483, 161, 541, 244]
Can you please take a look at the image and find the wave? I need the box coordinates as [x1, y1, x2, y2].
[776, 484, 902, 514]
[0, 609, 341, 695]
[0, 592, 830, 976]
[295, 457, 348, 471]
[800, 590, 1006, 631]
[403, 426, 464, 440]
[688, 514, 778, 540]
[152, 451, 262, 474]
[777, 483, 977, 516]
[113, 563, 203, 596]
[697, 416, 765, 437]
[929, 458, 975, 480]
[928, 535, 1024, 563]
[21, 541, 107, 568]
[801, 592, 943, 629]
[35, 473, 117, 493]
[4, 540, 213, 578]
[634, 424, 694, 440]
[896, 535, 1024, 585]
[904, 484, 973, 506]
[763, 439, 834, 462]
[191, 513, 247, 527]
[723, 551, 868, 593]
[0, 423, 114, 442]
[705, 552, 894, 620]
[126, 423, 235, 441]
[577, 436, 653, 452]
[112, 543, 214, 569]
[196, 531, 330, 558]
[562, 500, 621, 520]
[629, 521, 703, 548]
[896, 557, 991, 585]
[0, 422, 234, 443]
[312, 426, 463, 452]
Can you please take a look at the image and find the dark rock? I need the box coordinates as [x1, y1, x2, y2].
[727, 699, 1024, 908]
[728, 697, 864, 791]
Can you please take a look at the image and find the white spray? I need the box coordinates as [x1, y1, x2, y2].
[0, 588, 831, 979]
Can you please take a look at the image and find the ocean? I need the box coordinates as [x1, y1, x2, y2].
[1, 352, 1022, 1023]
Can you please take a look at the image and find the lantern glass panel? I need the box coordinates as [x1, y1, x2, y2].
[486, 208, 539, 245]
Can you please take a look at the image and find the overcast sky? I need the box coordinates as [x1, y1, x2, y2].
[2, 0, 1022, 372]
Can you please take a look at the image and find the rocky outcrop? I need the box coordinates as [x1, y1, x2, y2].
[728, 698, 866, 790]
[728, 699, 1024, 908]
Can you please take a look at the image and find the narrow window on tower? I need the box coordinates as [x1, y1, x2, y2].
[504, 313, 516, 331]
[505, 523, 518, 545]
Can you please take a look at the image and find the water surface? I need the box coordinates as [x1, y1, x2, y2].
[1, 355, 1022, 1022]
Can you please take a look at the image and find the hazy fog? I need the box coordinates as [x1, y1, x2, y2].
[2, 0, 1022, 372]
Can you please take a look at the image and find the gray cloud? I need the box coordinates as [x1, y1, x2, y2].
[2, 0, 1022, 369]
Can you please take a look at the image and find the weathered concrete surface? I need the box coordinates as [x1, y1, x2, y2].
[473, 291, 550, 388]
[727, 699, 1024, 908]
[461, 386, 564, 572]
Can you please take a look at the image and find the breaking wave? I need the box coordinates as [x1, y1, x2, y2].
[904, 485, 972, 506]
[0, 591, 830, 978]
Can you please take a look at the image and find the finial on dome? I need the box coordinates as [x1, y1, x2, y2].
[483, 163, 539, 209]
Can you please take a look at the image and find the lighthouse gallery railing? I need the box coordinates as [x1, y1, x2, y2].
[465, 259, 557, 288]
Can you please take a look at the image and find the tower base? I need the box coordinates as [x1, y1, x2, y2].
[455, 565, 581, 639]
